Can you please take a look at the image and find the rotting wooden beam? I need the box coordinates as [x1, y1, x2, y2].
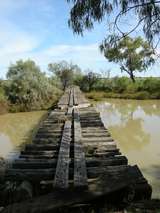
[1, 86, 152, 211]
[73, 108, 88, 188]
[11, 156, 127, 170]
[73, 87, 78, 106]
[69, 88, 73, 107]
[2, 165, 151, 213]
[53, 120, 72, 189]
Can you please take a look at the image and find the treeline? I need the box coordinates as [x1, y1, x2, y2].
[82, 76, 160, 101]
[0, 59, 160, 114]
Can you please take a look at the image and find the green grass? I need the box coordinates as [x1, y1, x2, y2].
[85, 90, 160, 101]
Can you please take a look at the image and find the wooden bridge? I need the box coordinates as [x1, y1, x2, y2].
[0, 86, 152, 213]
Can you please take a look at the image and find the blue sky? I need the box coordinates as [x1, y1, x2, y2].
[0, 0, 159, 79]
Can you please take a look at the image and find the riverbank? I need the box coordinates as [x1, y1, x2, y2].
[0, 101, 9, 115]
[0, 94, 61, 115]
[85, 91, 160, 101]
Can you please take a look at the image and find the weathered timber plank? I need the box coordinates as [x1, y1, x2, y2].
[83, 144, 117, 150]
[37, 129, 62, 133]
[82, 127, 107, 132]
[54, 120, 71, 188]
[12, 160, 57, 169]
[67, 106, 73, 116]
[20, 151, 56, 156]
[25, 144, 59, 151]
[69, 88, 73, 107]
[81, 122, 103, 127]
[2, 165, 150, 213]
[36, 132, 62, 136]
[90, 151, 120, 158]
[5, 168, 55, 181]
[32, 138, 60, 144]
[5, 164, 147, 183]
[81, 119, 101, 123]
[19, 154, 57, 159]
[85, 156, 128, 167]
[74, 108, 88, 188]
[58, 88, 70, 108]
[72, 86, 90, 106]
[82, 137, 114, 142]
[82, 132, 111, 137]
[11, 156, 127, 169]
[25, 143, 118, 152]
[73, 87, 78, 105]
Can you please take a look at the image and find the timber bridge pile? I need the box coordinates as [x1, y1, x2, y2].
[0, 86, 152, 213]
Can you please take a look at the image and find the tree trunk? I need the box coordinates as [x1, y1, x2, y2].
[130, 72, 135, 83]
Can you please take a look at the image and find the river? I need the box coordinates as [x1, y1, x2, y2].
[0, 111, 47, 158]
[96, 99, 160, 199]
[0, 100, 160, 199]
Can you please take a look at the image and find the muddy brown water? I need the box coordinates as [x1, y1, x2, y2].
[96, 99, 160, 199]
[0, 111, 46, 159]
[0, 101, 160, 199]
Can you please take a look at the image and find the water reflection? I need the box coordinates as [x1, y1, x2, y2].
[0, 111, 46, 158]
[96, 99, 160, 198]
[0, 134, 13, 158]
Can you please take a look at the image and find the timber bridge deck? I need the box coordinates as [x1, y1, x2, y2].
[0, 86, 152, 213]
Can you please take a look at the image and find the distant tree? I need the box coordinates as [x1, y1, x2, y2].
[81, 71, 100, 91]
[7, 59, 58, 110]
[48, 61, 82, 90]
[67, 0, 160, 46]
[73, 70, 84, 87]
[100, 36, 155, 82]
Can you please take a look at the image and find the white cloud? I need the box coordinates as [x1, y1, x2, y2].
[0, 42, 107, 78]
[0, 35, 38, 55]
[43, 43, 104, 61]
[30, 43, 107, 72]
[0, 0, 108, 78]
[0, 12, 42, 77]
[0, 24, 41, 72]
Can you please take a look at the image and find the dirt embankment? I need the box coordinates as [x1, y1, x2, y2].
[0, 101, 8, 115]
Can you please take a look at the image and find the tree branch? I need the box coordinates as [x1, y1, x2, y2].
[114, 1, 160, 37]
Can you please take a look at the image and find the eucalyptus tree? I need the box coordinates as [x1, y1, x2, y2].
[67, 0, 160, 46]
[100, 36, 155, 82]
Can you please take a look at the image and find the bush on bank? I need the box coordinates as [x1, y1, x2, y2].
[0, 81, 9, 114]
[0, 60, 62, 114]
[1, 59, 160, 114]
[84, 77, 160, 100]
[86, 91, 152, 101]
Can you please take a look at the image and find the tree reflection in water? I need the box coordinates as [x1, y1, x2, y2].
[96, 99, 160, 198]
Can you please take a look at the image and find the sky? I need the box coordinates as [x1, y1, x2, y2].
[0, 0, 160, 79]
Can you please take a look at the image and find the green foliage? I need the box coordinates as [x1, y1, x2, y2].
[0, 84, 6, 101]
[100, 36, 155, 82]
[48, 60, 82, 90]
[85, 76, 160, 100]
[0, 80, 9, 114]
[142, 77, 160, 93]
[73, 70, 84, 86]
[1, 58, 160, 114]
[67, 0, 160, 44]
[6, 60, 61, 111]
[111, 77, 128, 93]
[79, 71, 100, 92]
